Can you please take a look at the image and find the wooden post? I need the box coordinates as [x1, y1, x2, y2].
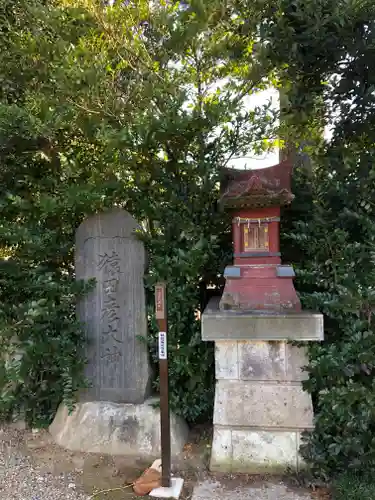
[155, 282, 171, 488]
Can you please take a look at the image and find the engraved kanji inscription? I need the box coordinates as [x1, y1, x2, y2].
[98, 252, 123, 377]
[75, 209, 151, 403]
[98, 251, 121, 277]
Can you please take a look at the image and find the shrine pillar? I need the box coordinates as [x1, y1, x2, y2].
[201, 161, 324, 473]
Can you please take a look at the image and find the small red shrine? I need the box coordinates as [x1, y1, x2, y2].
[219, 160, 301, 312]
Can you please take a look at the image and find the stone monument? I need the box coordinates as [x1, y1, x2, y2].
[50, 208, 188, 457]
[201, 161, 324, 473]
[75, 208, 151, 403]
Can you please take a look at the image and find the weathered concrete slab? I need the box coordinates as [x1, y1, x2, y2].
[215, 342, 239, 380]
[215, 341, 309, 382]
[214, 380, 313, 429]
[202, 298, 323, 341]
[239, 341, 286, 381]
[231, 429, 298, 473]
[210, 427, 232, 471]
[49, 399, 188, 457]
[192, 480, 313, 500]
[75, 208, 151, 404]
[210, 426, 300, 473]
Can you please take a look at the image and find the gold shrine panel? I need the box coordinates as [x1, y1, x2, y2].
[243, 224, 269, 252]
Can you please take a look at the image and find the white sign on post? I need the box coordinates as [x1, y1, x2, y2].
[158, 331, 167, 360]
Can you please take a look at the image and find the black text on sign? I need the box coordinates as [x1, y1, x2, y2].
[159, 331, 167, 360]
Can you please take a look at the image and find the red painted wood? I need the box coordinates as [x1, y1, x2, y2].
[220, 161, 300, 312]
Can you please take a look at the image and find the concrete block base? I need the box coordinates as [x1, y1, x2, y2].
[214, 379, 314, 429]
[210, 426, 306, 473]
[49, 398, 188, 457]
[208, 338, 314, 473]
[201, 301, 323, 474]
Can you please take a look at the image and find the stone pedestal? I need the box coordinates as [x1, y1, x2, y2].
[50, 398, 189, 458]
[202, 298, 323, 473]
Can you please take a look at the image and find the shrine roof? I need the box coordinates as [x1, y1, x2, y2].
[220, 160, 294, 209]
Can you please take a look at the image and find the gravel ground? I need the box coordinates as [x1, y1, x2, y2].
[0, 425, 327, 500]
[192, 479, 314, 500]
[0, 429, 90, 500]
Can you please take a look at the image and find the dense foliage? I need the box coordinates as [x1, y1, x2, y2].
[0, 0, 277, 426]
[2, 0, 375, 480]
[0, 0, 102, 426]
[332, 473, 375, 500]
[264, 0, 375, 479]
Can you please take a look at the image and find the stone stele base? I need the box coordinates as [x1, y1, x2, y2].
[202, 298, 323, 474]
[49, 398, 189, 457]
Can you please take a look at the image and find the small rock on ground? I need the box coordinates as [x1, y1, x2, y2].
[192, 479, 313, 500]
